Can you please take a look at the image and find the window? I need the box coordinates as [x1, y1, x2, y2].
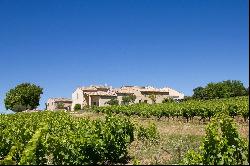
[144, 100, 147, 103]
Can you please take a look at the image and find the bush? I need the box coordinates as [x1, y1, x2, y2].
[74, 104, 81, 111]
[162, 97, 175, 103]
[137, 123, 159, 142]
[105, 98, 119, 105]
[122, 94, 136, 105]
[56, 102, 65, 109]
[181, 112, 249, 165]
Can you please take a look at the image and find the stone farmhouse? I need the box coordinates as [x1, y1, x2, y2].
[46, 85, 184, 111]
[45, 98, 72, 111]
[71, 85, 184, 110]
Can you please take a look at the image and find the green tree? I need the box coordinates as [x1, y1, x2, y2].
[56, 102, 65, 109]
[162, 97, 175, 103]
[4, 83, 43, 112]
[182, 96, 193, 101]
[192, 80, 247, 100]
[148, 94, 156, 104]
[193, 87, 206, 99]
[122, 94, 136, 105]
[74, 104, 81, 111]
[105, 98, 119, 105]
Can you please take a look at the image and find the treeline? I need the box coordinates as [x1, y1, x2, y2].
[189, 80, 248, 100]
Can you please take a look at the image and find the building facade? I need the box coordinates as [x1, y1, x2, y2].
[46, 98, 72, 111]
[72, 85, 117, 110]
[71, 85, 184, 110]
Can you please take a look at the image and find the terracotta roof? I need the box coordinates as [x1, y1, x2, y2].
[139, 86, 168, 93]
[48, 98, 72, 102]
[80, 85, 110, 91]
[161, 87, 184, 95]
[115, 89, 134, 94]
[84, 90, 117, 96]
[80, 87, 97, 91]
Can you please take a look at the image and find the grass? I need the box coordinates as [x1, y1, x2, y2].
[71, 111, 249, 165]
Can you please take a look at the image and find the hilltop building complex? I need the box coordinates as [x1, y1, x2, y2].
[46, 85, 184, 111]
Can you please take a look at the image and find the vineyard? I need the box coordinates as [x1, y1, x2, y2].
[0, 96, 249, 165]
[91, 96, 249, 122]
[0, 111, 143, 165]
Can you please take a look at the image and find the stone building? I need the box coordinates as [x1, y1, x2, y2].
[71, 85, 184, 110]
[46, 98, 72, 111]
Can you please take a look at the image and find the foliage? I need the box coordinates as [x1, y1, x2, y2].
[74, 104, 81, 111]
[137, 123, 159, 142]
[182, 96, 193, 101]
[12, 104, 31, 112]
[56, 102, 65, 109]
[122, 94, 136, 105]
[92, 96, 249, 122]
[148, 94, 156, 104]
[192, 80, 247, 100]
[181, 113, 249, 165]
[162, 97, 175, 103]
[193, 87, 206, 99]
[0, 111, 135, 165]
[4, 83, 43, 112]
[105, 98, 119, 105]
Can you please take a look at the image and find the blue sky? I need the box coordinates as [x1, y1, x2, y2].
[0, 0, 248, 113]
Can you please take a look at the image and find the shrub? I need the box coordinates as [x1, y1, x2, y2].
[122, 94, 136, 105]
[162, 97, 175, 103]
[181, 112, 249, 165]
[105, 98, 119, 105]
[56, 102, 65, 109]
[137, 123, 159, 142]
[74, 104, 81, 111]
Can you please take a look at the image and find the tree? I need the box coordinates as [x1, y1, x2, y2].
[182, 96, 193, 101]
[74, 104, 81, 111]
[105, 98, 119, 105]
[56, 102, 65, 109]
[4, 83, 43, 112]
[193, 87, 206, 99]
[148, 94, 156, 104]
[122, 94, 136, 105]
[162, 97, 175, 103]
[192, 80, 247, 100]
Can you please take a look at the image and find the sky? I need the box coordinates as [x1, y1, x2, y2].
[0, 0, 248, 113]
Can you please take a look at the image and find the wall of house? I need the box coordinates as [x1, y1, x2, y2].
[116, 90, 171, 104]
[167, 88, 184, 99]
[46, 100, 72, 111]
[71, 86, 184, 109]
[140, 92, 170, 104]
[71, 88, 87, 110]
[46, 99, 57, 110]
[90, 96, 100, 106]
[99, 96, 116, 106]
[116, 89, 154, 104]
[60, 102, 72, 111]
